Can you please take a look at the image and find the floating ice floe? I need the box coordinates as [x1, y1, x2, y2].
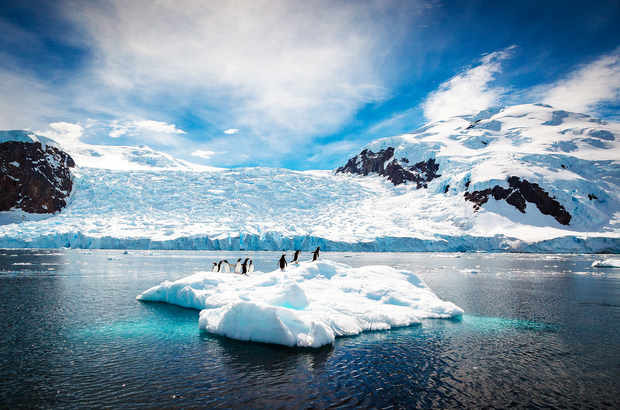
[136, 260, 463, 347]
[592, 259, 620, 268]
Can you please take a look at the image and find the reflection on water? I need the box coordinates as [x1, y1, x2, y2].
[1, 250, 619, 408]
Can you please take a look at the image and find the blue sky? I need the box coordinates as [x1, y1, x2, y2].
[1, 0, 619, 170]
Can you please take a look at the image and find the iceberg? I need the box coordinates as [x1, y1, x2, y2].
[592, 259, 620, 268]
[136, 260, 463, 347]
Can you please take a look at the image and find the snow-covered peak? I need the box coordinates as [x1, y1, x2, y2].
[337, 103, 620, 235]
[0, 130, 61, 150]
[347, 102, 620, 194]
[366, 103, 619, 164]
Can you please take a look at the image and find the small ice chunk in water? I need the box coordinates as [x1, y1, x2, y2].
[592, 259, 620, 268]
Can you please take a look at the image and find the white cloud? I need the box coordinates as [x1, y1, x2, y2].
[134, 120, 187, 134]
[0, 1, 430, 167]
[224, 129, 239, 134]
[37, 122, 85, 148]
[108, 120, 186, 138]
[422, 46, 516, 121]
[191, 149, 227, 159]
[67, 0, 397, 144]
[37, 119, 189, 151]
[539, 49, 620, 114]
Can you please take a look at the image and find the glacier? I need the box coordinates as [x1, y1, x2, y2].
[1, 103, 620, 253]
[136, 260, 464, 347]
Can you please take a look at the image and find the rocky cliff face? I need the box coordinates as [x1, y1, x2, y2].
[335, 147, 441, 188]
[1, 132, 75, 214]
[464, 176, 572, 225]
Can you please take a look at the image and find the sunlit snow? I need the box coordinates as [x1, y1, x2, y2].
[137, 260, 464, 347]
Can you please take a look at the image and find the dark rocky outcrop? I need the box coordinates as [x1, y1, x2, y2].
[464, 176, 571, 225]
[336, 147, 440, 188]
[1, 140, 75, 214]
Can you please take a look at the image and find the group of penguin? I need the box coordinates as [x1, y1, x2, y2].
[211, 258, 254, 275]
[278, 247, 320, 270]
[211, 247, 321, 274]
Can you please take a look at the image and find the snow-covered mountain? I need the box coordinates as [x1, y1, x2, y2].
[1, 104, 619, 252]
[337, 103, 620, 234]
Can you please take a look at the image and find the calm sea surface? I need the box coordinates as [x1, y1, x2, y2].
[1, 250, 619, 409]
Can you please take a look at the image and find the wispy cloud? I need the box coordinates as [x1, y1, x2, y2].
[538, 49, 620, 115]
[37, 119, 189, 150]
[0, 68, 59, 129]
[68, 0, 396, 145]
[422, 46, 620, 122]
[4, 1, 619, 170]
[422, 46, 516, 121]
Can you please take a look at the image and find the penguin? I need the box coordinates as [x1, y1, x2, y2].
[291, 250, 301, 264]
[248, 259, 254, 274]
[223, 260, 231, 273]
[234, 258, 242, 274]
[242, 258, 249, 274]
[312, 247, 321, 262]
[217, 260, 224, 272]
[278, 254, 287, 270]
[211, 262, 218, 272]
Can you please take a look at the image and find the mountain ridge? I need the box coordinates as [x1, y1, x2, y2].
[1, 104, 619, 252]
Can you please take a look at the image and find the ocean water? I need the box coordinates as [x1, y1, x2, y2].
[1, 250, 619, 409]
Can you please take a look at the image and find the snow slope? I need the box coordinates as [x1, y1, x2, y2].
[1, 104, 619, 252]
[137, 260, 463, 347]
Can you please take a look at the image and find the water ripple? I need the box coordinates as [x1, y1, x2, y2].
[1, 251, 620, 408]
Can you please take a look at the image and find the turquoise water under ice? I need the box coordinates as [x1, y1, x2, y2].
[1, 250, 619, 408]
